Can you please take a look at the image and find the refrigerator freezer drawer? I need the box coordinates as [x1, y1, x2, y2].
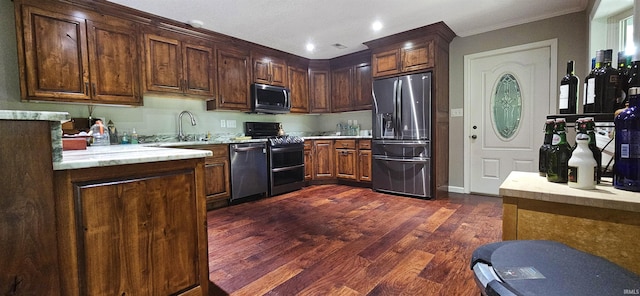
[372, 140, 430, 158]
[372, 156, 431, 198]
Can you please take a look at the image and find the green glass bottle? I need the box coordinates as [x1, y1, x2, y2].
[547, 118, 571, 183]
[584, 117, 602, 183]
[538, 119, 555, 177]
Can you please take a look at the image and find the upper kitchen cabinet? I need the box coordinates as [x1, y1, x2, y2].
[309, 60, 331, 113]
[330, 50, 372, 112]
[14, 1, 141, 105]
[211, 45, 252, 111]
[288, 61, 310, 113]
[144, 31, 215, 98]
[370, 41, 434, 78]
[252, 52, 288, 87]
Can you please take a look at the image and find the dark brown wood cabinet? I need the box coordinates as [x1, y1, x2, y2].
[309, 61, 331, 113]
[214, 46, 252, 111]
[331, 67, 352, 112]
[178, 144, 230, 210]
[288, 65, 310, 113]
[330, 51, 372, 112]
[371, 40, 435, 78]
[253, 53, 288, 87]
[54, 159, 210, 295]
[16, 2, 141, 105]
[313, 140, 335, 180]
[304, 142, 313, 180]
[358, 140, 372, 182]
[1, 119, 62, 295]
[144, 33, 215, 98]
[335, 139, 357, 180]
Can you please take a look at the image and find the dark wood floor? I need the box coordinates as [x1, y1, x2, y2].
[206, 185, 502, 295]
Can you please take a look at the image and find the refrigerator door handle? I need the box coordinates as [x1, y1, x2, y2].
[396, 79, 403, 138]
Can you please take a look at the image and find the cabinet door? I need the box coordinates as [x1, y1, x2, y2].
[20, 5, 90, 101]
[304, 146, 313, 180]
[145, 34, 183, 94]
[309, 69, 331, 113]
[353, 63, 372, 111]
[183, 43, 215, 97]
[86, 19, 141, 105]
[372, 49, 400, 78]
[288, 65, 309, 113]
[401, 41, 434, 72]
[253, 59, 270, 84]
[313, 140, 334, 179]
[358, 149, 372, 182]
[331, 67, 352, 112]
[205, 159, 230, 198]
[335, 148, 357, 179]
[75, 171, 201, 295]
[217, 47, 251, 110]
[270, 60, 288, 86]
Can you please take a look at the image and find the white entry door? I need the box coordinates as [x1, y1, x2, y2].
[464, 40, 556, 195]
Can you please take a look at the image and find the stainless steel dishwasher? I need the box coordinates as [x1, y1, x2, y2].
[229, 142, 268, 203]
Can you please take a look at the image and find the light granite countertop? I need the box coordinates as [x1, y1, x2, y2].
[499, 171, 640, 213]
[53, 145, 212, 171]
[0, 109, 69, 121]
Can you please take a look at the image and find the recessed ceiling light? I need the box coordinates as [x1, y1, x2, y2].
[372, 21, 383, 31]
[188, 20, 204, 28]
[306, 43, 315, 52]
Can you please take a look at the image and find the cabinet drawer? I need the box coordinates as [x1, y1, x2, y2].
[358, 140, 371, 150]
[335, 139, 356, 149]
[208, 144, 228, 159]
[304, 142, 312, 150]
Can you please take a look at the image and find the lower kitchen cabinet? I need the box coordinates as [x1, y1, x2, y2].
[304, 142, 313, 180]
[54, 159, 210, 295]
[200, 145, 231, 210]
[358, 140, 372, 182]
[335, 139, 357, 180]
[313, 140, 335, 179]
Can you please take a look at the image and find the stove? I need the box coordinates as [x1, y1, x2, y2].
[245, 122, 305, 196]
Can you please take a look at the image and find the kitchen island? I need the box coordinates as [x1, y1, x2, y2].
[500, 171, 640, 275]
[2, 109, 216, 295]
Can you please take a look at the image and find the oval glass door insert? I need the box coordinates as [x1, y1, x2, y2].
[492, 73, 522, 139]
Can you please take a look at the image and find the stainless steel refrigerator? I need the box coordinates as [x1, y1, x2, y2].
[372, 72, 432, 198]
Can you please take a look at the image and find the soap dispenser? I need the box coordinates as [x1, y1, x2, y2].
[90, 119, 110, 146]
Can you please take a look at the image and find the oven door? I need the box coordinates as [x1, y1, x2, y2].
[269, 144, 305, 196]
[372, 155, 431, 198]
[270, 145, 304, 169]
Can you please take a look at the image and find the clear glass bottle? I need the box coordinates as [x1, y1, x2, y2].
[568, 133, 597, 189]
[131, 128, 139, 144]
[90, 120, 110, 146]
[539, 119, 555, 177]
[614, 86, 640, 191]
[547, 118, 571, 183]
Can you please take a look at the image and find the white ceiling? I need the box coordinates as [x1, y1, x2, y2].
[108, 0, 589, 59]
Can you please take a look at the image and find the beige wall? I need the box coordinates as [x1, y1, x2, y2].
[447, 11, 589, 190]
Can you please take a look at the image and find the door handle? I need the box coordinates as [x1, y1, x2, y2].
[471, 135, 477, 139]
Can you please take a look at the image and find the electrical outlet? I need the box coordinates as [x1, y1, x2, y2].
[220, 119, 226, 128]
[227, 120, 236, 128]
[451, 108, 464, 117]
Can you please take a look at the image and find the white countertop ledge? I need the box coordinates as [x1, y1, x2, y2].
[53, 145, 212, 171]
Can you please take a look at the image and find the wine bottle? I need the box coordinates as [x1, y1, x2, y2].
[538, 119, 555, 177]
[559, 61, 579, 114]
[584, 54, 599, 113]
[547, 118, 571, 183]
[617, 52, 630, 110]
[597, 49, 619, 113]
[568, 133, 597, 189]
[614, 86, 640, 191]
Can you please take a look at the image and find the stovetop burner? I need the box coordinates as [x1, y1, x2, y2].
[268, 135, 304, 146]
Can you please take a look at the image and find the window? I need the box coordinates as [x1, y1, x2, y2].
[620, 16, 634, 56]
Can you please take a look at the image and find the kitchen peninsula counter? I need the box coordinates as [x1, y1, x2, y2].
[500, 171, 640, 275]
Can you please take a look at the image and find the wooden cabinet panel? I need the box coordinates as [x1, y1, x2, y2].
[216, 47, 251, 110]
[309, 69, 330, 113]
[372, 49, 400, 77]
[178, 144, 230, 210]
[335, 140, 357, 180]
[183, 43, 215, 97]
[1, 120, 61, 295]
[313, 140, 334, 179]
[304, 143, 313, 181]
[401, 41, 434, 72]
[289, 65, 309, 113]
[76, 171, 200, 295]
[358, 140, 372, 182]
[353, 63, 372, 110]
[20, 5, 90, 101]
[87, 20, 141, 104]
[331, 67, 352, 112]
[252, 54, 287, 86]
[145, 33, 214, 98]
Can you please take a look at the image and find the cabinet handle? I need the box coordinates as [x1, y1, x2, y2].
[84, 82, 89, 96]
[91, 83, 96, 97]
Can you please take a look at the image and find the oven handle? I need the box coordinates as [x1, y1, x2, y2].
[270, 145, 304, 153]
[271, 164, 304, 173]
[373, 155, 429, 163]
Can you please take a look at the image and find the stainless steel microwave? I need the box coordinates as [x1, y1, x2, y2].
[251, 83, 290, 114]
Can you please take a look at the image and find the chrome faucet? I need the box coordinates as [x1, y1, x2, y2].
[178, 110, 196, 141]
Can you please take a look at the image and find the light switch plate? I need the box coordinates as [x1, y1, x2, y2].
[220, 119, 226, 128]
[451, 108, 464, 117]
[227, 120, 236, 128]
